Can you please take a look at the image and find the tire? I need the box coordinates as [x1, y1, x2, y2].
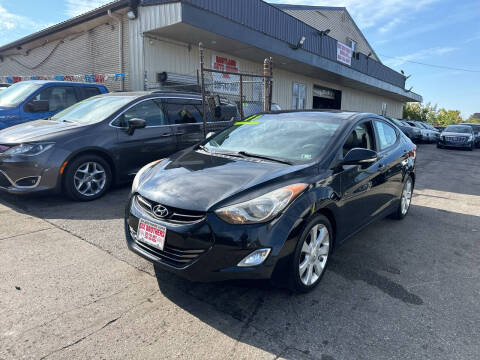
[64, 154, 112, 201]
[391, 175, 413, 220]
[288, 215, 333, 293]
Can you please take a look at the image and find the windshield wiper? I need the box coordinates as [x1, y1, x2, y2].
[197, 144, 211, 153]
[237, 151, 293, 165]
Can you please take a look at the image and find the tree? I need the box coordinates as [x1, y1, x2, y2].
[403, 103, 437, 124]
[436, 109, 463, 126]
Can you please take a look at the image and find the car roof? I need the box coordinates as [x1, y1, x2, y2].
[251, 110, 382, 123]
[11, 80, 106, 87]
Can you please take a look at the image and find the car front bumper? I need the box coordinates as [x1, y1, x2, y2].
[125, 194, 300, 282]
[437, 139, 474, 149]
[0, 152, 61, 194]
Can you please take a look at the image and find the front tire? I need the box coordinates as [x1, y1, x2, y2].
[288, 215, 333, 293]
[391, 175, 413, 220]
[64, 155, 112, 201]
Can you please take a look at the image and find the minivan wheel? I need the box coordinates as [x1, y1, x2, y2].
[64, 155, 112, 201]
[288, 215, 332, 293]
[391, 176, 413, 220]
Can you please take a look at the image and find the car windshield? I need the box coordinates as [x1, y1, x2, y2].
[0, 82, 42, 107]
[51, 96, 136, 124]
[203, 113, 342, 163]
[445, 125, 472, 134]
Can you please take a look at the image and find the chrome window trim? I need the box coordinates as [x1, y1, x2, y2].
[109, 96, 205, 129]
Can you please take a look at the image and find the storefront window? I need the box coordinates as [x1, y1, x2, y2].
[292, 82, 306, 109]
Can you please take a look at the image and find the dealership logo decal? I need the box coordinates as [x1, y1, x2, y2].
[152, 205, 169, 218]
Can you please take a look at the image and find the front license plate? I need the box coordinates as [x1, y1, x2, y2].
[137, 219, 166, 251]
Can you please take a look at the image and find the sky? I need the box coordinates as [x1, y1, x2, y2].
[1, 0, 479, 118]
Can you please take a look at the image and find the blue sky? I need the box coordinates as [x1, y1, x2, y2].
[1, 0, 479, 117]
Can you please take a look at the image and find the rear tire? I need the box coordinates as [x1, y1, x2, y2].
[288, 215, 333, 293]
[391, 175, 413, 220]
[64, 154, 112, 201]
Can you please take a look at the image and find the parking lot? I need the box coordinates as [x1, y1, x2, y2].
[1, 143, 479, 359]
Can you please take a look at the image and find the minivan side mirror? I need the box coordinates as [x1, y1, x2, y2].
[127, 118, 146, 135]
[25, 100, 49, 113]
[342, 148, 378, 166]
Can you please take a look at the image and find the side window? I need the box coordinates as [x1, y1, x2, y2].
[164, 99, 203, 124]
[32, 86, 78, 112]
[292, 82, 306, 110]
[82, 87, 101, 100]
[118, 99, 166, 127]
[374, 120, 398, 151]
[342, 122, 375, 157]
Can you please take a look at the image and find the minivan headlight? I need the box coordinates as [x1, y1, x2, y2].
[215, 184, 307, 224]
[131, 159, 164, 193]
[4, 143, 54, 156]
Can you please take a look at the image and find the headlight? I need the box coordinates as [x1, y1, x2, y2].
[131, 159, 164, 193]
[4, 143, 54, 156]
[215, 183, 307, 224]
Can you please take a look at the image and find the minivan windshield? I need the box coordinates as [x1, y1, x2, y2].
[0, 82, 42, 107]
[204, 113, 342, 163]
[51, 96, 136, 124]
[444, 125, 473, 134]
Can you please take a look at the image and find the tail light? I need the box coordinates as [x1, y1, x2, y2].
[408, 145, 417, 159]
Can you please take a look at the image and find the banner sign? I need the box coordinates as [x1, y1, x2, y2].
[212, 55, 240, 95]
[0, 73, 127, 84]
[337, 42, 352, 66]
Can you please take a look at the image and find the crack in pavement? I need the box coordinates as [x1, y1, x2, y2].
[0, 227, 53, 242]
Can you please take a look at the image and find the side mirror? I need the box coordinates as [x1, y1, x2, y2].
[206, 131, 216, 139]
[342, 148, 378, 166]
[25, 100, 49, 113]
[127, 118, 146, 135]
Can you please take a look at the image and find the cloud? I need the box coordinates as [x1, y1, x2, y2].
[0, 4, 28, 31]
[383, 47, 457, 67]
[65, 0, 114, 17]
[270, 0, 439, 32]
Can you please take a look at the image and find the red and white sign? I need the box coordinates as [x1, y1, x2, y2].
[212, 55, 240, 95]
[137, 219, 166, 251]
[337, 42, 353, 66]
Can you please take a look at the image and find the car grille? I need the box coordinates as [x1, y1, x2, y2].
[129, 226, 207, 268]
[0, 145, 10, 153]
[0, 172, 11, 188]
[135, 195, 206, 224]
[446, 136, 468, 143]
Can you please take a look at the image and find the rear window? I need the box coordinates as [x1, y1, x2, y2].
[83, 87, 102, 99]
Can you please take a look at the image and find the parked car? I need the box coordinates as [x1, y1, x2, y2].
[125, 111, 417, 292]
[419, 122, 440, 141]
[389, 118, 422, 142]
[406, 121, 436, 142]
[0, 91, 236, 200]
[437, 124, 475, 150]
[461, 123, 480, 147]
[0, 80, 108, 129]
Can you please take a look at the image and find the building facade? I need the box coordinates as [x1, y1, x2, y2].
[0, 0, 421, 118]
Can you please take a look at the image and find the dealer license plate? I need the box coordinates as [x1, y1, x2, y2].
[137, 219, 166, 251]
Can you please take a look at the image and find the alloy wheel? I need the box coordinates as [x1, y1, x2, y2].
[73, 162, 106, 197]
[298, 224, 330, 286]
[401, 178, 413, 215]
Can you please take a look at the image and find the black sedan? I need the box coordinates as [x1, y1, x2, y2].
[125, 111, 416, 292]
[438, 124, 475, 150]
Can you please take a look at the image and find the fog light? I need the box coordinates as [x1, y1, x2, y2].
[238, 248, 271, 267]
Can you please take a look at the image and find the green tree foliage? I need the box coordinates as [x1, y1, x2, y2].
[403, 102, 464, 126]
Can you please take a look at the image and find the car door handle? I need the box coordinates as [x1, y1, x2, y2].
[160, 133, 171, 137]
[176, 132, 185, 135]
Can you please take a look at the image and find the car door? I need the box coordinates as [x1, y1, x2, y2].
[22, 85, 79, 123]
[114, 98, 177, 177]
[337, 120, 386, 233]
[163, 98, 204, 150]
[371, 119, 405, 212]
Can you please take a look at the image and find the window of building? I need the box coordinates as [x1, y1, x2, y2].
[292, 82, 306, 110]
[347, 38, 356, 52]
[374, 120, 398, 151]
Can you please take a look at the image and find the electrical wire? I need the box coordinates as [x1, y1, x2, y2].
[379, 54, 480, 73]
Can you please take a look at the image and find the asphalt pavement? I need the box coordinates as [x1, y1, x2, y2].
[0, 143, 479, 359]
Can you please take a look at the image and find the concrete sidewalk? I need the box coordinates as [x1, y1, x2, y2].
[0, 204, 284, 360]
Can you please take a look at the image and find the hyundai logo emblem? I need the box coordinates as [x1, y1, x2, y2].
[152, 205, 169, 218]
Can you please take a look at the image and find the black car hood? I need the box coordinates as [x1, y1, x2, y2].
[138, 149, 311, 212]
[0, 120, 81, 143]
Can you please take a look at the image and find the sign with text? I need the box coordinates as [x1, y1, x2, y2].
[337, 42, 352, 66]
[212, 55, 240, 95]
